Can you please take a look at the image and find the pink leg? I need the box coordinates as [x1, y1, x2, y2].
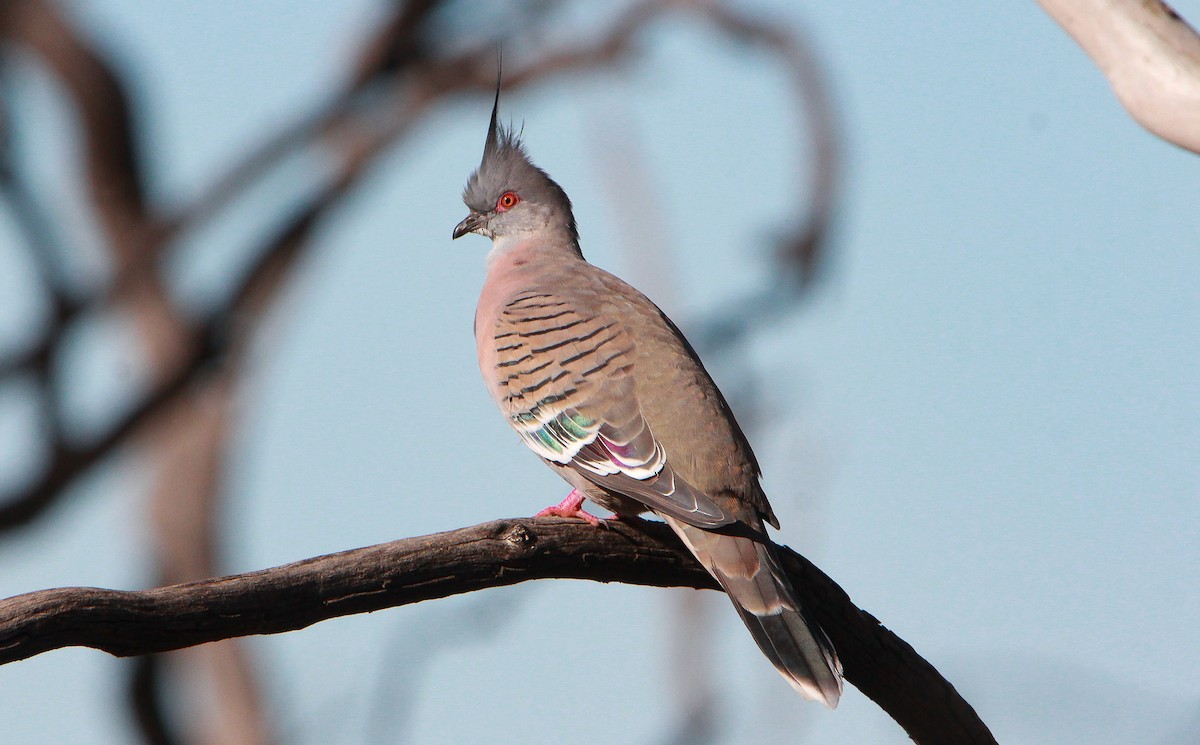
[534, 489, 603, 527]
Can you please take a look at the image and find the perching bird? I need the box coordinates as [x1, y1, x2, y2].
[453, 83, 843, 708]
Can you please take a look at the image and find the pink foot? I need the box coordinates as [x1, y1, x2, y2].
[534, 489, 603, 527]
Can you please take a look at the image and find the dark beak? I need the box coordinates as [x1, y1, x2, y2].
[452, 211, 486, 240]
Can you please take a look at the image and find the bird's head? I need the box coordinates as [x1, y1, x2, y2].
[453, 81, 578, 249]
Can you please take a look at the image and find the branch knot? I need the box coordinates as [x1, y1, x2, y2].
[497, 521, 537, 551]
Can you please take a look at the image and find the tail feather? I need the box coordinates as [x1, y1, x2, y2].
[665, 516, 843, 708]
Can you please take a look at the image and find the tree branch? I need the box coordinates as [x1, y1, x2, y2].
[1038, 0, 1200, 155]
[0, 517, 996, 745]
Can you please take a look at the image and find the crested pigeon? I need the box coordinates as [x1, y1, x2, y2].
[453, 84, 843, 708]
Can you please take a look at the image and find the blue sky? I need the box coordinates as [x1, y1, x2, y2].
[1, 2, 1197, 744]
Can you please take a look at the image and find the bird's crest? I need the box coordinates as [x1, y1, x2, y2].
[462, 81, 534, 213]
[461, 66, 579, 248]
[480, 75, 523, 170]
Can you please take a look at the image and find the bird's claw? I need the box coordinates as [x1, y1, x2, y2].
[534, 489, 604, 527]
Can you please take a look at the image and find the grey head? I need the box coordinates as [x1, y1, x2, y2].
[452, 83, 579, 251]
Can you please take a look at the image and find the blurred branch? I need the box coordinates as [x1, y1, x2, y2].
[3, 9, 262, 739]
[0, 313, 215, 530]
[128, 657, 180, 745]
[0, 127, 75, 439]
[0, 517, 997, 745]
[1, 0, 152, 246]
[683, 2, 841, 353]
[0, 0, 655, 528]
[1038, 0, 1200, 155]
[0, 0, 826, 531]
[699, 1, 837, 287]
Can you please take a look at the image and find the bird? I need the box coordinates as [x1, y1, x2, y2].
[452, 81, 843, 709]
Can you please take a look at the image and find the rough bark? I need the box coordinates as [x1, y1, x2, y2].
[0, 517, 997, 745]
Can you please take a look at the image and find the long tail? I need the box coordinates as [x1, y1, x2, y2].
[665, 516, 843, 708]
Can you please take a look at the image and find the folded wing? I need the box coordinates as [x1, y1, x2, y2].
[490, 290, 732, 528]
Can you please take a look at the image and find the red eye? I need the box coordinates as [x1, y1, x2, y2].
[496, 191, 520, 212]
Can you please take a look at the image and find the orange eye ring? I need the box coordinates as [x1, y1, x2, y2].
[496, 191, 520, 212]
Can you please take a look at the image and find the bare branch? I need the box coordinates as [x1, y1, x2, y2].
[0, 517, 997, 745]
[1038, 0, 1200, 154]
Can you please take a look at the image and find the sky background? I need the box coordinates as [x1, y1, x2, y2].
[1, 1, 1198, 744]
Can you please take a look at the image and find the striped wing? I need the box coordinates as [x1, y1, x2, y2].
[491, 290, 733, 528]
